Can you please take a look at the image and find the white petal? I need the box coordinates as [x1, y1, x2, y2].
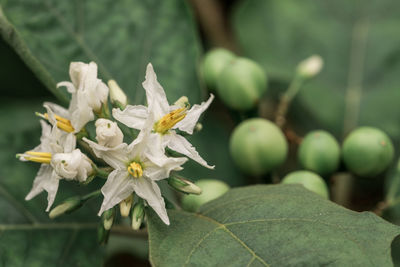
[142, 63, 170, 119]
[133, 178, 169, 225]
[25, 165, 60, 212]
[95, 119, 124, 147]
[112, 105, 148, 130]
[98, 170, 134, 215]
[143, 156, 187, 181]
[165, 133, 214, 169]
[175, 94, 214, 134]
[43, 102, 70, 119]
[126, 111, 157, 158]
[69, 90, 95, 132]
[83, 138, 128, 169]
[57, 81, 76, 94]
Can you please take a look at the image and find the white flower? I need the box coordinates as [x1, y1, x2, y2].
[51, 149, 92, 182]
[17, 120, 77, 211]
[297, 55, 323, 78]
[83, 113, 187, 225]
[113, 63, 214, 169]
[55, 61, 109, 132]
[95, 118, 124, 147]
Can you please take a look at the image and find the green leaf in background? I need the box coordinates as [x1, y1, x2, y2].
[233, 0, 400, 139]
[0, 0, 202, 104]
[148, 184, 399, 266]
[0, 98, 104, 265]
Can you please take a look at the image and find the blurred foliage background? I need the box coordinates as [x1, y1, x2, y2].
[1, 0, 400, 265]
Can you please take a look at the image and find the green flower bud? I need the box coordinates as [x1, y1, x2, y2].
[102, 208, 116, 230]
[49, 196, 82, 219]
[108, 80, 127, 109]
[201, 48, 236, 91]
[181, 179, 230, 212]
[298, 130, 340, 176]
[131, 202, 145, 230]
[216, 58, 267, 110]
[230, 118, 287, 175]
[282, 170, 329, 199]
[98, 224, 110, 245]
[342, 127, 394, 177]
[168, 175, 202, 195]
[119, 194, 134, 217]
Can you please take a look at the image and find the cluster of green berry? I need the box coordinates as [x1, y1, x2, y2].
[200, 48, 394, 201]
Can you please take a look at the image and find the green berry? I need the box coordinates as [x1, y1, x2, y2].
[230, 118, 287, 175]
[342, 127, 394, 177]
[181, 179, 230, 212]
[201, 48, 236, 91]
[216, 58, 267, 110]
[281, 170, 329, 199]
[298, 130, 340, 176]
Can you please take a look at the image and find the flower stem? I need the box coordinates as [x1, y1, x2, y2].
[275, 76, 304, 128]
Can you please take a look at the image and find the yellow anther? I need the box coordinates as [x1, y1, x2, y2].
[25, 151, 52, 158]
[36, 112, 75, 133]
[127, 162, 143, 178]
[17, 151, 52, 164]
[154, 108, 187, 134]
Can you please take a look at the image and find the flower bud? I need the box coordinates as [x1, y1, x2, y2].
[119, 194, 134, 217]
[108, 80, 127, 109]
[201, 48, 236, 91]
[174, 96, 190, 109]
[216, 58, 267, 110]
[296, 55, 323, 78]
[168, 176, 202, 195]
[281, 171, 329, 199]
[51, 149, 92, 182]
[102, 207, 116, 230]
[194, 123, 203, 133]
[49, 196, 82, 219]
[98, 224, 110, 245]
[95, 118, 124, 147]
[131, 202, 145, 230]
[230, 118, 287, 175]
[181, 179, 230, 212]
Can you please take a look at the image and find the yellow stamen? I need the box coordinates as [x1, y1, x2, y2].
[127, 162, 143, 178]
[17, 151, 52, 164]
[25, 151, 52, 158]
[154, 108, 187, 134]
[36, 112, 75, 133]
[24, 156, 52, 164]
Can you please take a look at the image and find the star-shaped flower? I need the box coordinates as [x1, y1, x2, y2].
[18, 107, 92, 211]
[113, 63, 214, 169]
[84, 113, 187, 225]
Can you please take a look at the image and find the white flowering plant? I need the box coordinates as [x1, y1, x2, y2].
[3, 1, 400, 266]
[16, 61, 214, 240]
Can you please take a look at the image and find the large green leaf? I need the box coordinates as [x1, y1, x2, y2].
[0, 0, 202, 104]
[0, 98, 104, 265]
[233, 0, 400, 138]
[148, 184, 399, 266]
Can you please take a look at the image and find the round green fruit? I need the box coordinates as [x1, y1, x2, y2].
[298, 130, 340, 176]
[216, 58, 267, 110]
[201, 48, 236, 91]
[342, 127, 394, 177]
[181, 179, 230, 212]
[230, 118, 287, 175]
[281, 170, 329, 199]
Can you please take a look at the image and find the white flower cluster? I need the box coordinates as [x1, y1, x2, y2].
[18, 62, 214, 225]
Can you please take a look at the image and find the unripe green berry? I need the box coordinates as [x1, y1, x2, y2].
[216, 58, 267, 110]
[201, 48, 236, 91]
[181, 179, 230, 212]
[281, 170, 329, 199]
[298, 130, 340, 176]
[230, 118, 287, 175]
[342, 127, 394, 178]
